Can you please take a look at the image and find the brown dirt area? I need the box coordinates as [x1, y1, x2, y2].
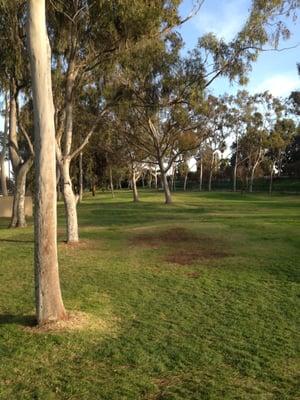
[130, 227, 231, 266]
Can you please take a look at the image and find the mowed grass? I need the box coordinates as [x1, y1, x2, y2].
[0, 190, 299, 400]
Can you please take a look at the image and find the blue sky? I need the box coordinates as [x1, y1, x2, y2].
[178, 0, 300, 98]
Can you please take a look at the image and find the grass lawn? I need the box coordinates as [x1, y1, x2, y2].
[0, 190, 299, 399]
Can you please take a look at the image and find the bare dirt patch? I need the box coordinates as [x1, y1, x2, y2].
[129, 227, 204, 248]
[24, 311, 115, 334]
[130, 227, 231, 266]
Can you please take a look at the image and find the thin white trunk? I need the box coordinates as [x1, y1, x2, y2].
[132, 169, 139, 202]
[28, 0, 66, 325]
[59, 159, 79, 243]
[269, 162, 275, 195]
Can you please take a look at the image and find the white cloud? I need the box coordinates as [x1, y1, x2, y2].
[192, 0, 249, 42]
[252, 74, 299, 97]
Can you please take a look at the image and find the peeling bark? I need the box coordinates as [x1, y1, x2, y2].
[28, 0, 66, 325]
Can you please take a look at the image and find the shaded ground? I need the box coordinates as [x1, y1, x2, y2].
[0, 190, 299, 400]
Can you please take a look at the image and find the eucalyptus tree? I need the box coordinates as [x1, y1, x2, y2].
[27, 0, 66, 325]
[238, 111, 269, 192]
[0, 0, 34, 227]
[201, 95, 229, 192]
[114, 40, 209, 204]
[267, 118, 296, 193]
[47, 0, 186, 241]
[228, 91, 255, 192]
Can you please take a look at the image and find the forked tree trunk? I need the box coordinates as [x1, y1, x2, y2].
[10, 158, 33, 228]
[159, 161, 172, 204]
[59, 159, 79, 243]
[0, 93, 9, 196]
[249, 164, 258, 193]
[28, 0, 66, 325]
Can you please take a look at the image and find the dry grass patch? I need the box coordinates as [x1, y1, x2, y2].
[24, 311, 118, 334]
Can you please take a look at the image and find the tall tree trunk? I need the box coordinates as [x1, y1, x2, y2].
[184, 173, 188, 191]
[8, 82, 32, 228]
[109, 166, 114, 198]
[278, 156, 282, 177]
[249, 172, 254, 193]
[10, 158, 33, 228]
[9, 80, 19, 173]
[79, 151, 83, 202]
[233, 134, 239, 192]
[233, 163, 238, 192]
[148, 172, 152, 189]
[269, 162, 275, 195]
[208, 153, 214, 192]
[59, 159, 79, 243]
[141, 174, 145, 188]
[171, 168, 175, 192]
[56, 165, 62, 201]
[132, 169, 139, 202]
[28, 0, 66, 325]
[199, 159, 203, 191]
[154, 170, 158, 189]
[0, 93, 9, 196]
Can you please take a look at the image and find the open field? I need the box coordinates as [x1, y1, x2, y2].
[0, 191, 299, 399]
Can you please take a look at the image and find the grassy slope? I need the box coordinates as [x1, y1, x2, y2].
[0, 191, 299, 400]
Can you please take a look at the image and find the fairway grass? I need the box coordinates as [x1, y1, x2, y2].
[0, 191, 299, 399]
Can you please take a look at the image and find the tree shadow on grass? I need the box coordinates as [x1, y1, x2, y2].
[0, 314, 36, 327]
